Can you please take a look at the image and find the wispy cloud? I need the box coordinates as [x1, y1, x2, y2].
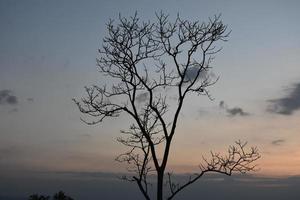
[271, 139, 285, 146]
[219, 101, 249, 117]
[27, 98, 34, 102]
[267, 83, 300, 115]
[0, 90, 18, 105]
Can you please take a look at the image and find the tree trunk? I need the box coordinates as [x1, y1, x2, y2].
[157, 170, 164, 200]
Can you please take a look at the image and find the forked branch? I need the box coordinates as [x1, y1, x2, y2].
[166, 141, 260, 200]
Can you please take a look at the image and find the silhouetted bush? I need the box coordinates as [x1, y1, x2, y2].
[28, 191, 73, 200]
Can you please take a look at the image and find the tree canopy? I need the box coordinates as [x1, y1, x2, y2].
[74, 12, 260, 200]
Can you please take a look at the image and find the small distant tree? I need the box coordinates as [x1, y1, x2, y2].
[53, 191, 74, 200]
[74, 12, 260, 200]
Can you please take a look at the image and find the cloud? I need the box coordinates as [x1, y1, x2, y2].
[226, 107, 249, 116]
[271, 139, 285, 146]
[219, 101, 226, 109]
[0, 90, 18, 105]
[136, 92, 148, 103]
[184, 67, 216, 83]
[184, 67, 207, 81]
[267, 83, 300, 115]
[27, 98, 34, 102]
[219, 101, 249, 117]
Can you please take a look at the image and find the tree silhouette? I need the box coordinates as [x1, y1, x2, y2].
[74, 12, 260, 200]
[28, 191, 73, 200]
[28, 194, 50, 200]
[53, 191, 74, 200]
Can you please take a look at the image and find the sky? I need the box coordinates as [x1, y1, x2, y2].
[1, 0, 300, 199]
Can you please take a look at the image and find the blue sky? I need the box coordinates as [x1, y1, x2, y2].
[1, 0, 300, 199]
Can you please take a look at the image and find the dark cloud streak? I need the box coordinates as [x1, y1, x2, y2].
[267, 83, 300, 115]
[271, 139, 285, 146]
[0, 90, 18, 105]
[226, 107, 249, 116]
[219, 101, 249, 117]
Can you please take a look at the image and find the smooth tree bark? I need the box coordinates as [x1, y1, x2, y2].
[74, 12, 260, 200]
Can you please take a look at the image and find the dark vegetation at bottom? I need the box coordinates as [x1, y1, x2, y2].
[28, 191, 73, 200]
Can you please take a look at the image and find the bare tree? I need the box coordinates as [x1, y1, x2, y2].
[74, 12, 260, 200]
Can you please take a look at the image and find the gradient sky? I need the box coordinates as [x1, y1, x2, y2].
[1, 1, 300, 192]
